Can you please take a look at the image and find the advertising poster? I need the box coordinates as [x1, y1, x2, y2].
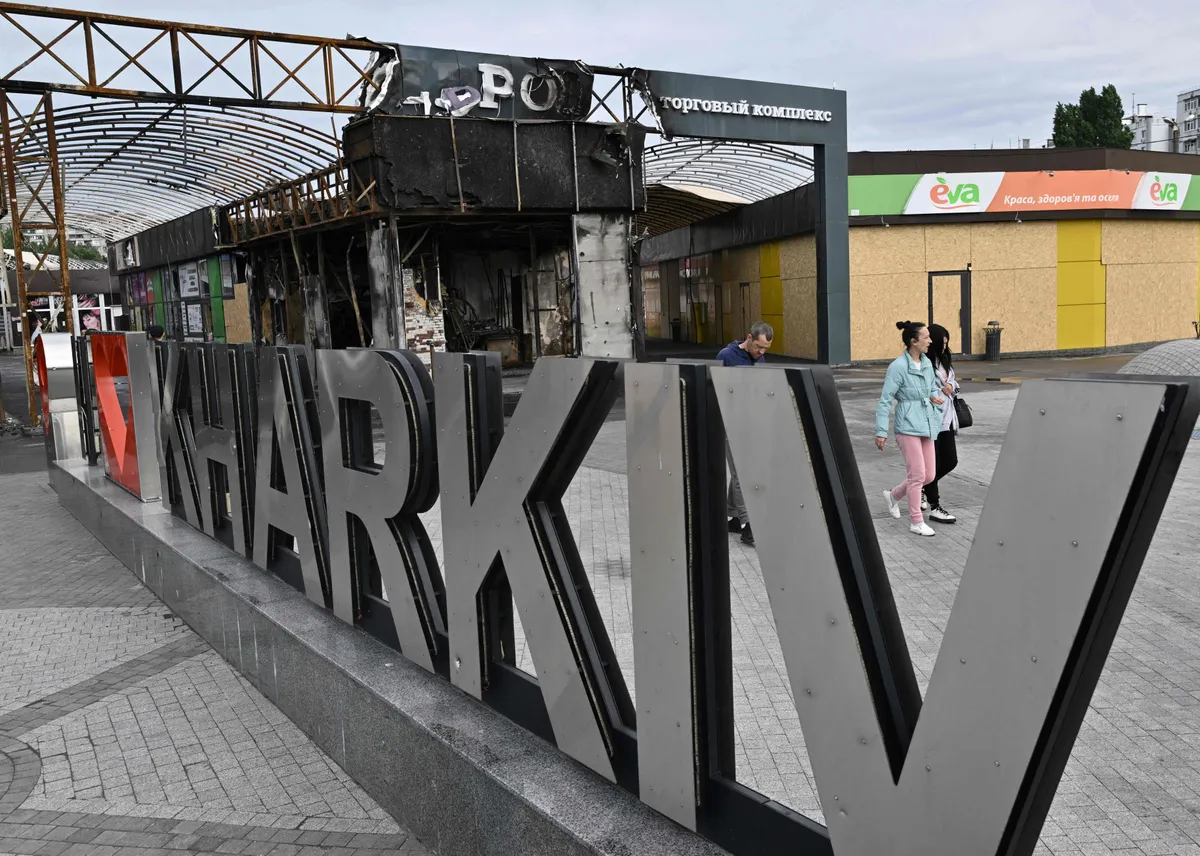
[178, 264, 200, 299]
[186, 303, 204, 334]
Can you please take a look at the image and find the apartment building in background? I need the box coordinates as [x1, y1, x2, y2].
[1128, 87, 1200, 153]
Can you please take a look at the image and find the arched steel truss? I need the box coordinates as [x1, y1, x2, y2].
[2, 101, 339, 240]
[643, 139, 814, 204]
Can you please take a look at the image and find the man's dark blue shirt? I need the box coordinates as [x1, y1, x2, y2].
[716, 340, 763, 367]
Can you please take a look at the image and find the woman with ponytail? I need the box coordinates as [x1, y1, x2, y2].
[874, 320, 945, 536]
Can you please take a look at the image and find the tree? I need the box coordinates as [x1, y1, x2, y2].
[1, 225, 104, 262]
[1052, 84, 1134, 148]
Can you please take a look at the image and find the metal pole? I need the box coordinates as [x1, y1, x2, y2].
[45, 94, 73, 337]
[0, 91, 39, 426]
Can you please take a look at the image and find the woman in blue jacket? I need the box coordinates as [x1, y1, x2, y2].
[875, 320, 946, 536]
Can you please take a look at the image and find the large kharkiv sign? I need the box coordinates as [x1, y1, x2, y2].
[82, 332, 1195, 856]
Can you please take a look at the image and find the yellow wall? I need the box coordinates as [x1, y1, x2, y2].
[1057, 221, 1104, 350]
[758, 243, 784, 354]
[642, 218, 1200, 362]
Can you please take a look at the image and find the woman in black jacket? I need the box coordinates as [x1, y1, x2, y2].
[923, 324, 959, 524]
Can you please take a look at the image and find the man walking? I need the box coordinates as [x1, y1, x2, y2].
[717, 321, 773, 546]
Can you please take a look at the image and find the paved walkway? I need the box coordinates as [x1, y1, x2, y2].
[0, 472, 430, 855]
[422, 378, 1200, 855]
[7, 360, 1200, 855]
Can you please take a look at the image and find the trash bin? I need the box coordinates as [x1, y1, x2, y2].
[670, 317, 682, 342]
[984, 320, 1003, 362]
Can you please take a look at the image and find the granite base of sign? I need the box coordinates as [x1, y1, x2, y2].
[50, 460, 728, 856]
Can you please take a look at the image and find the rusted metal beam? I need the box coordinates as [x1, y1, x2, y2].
[0, 2, 380, 113]
[1, 90, 75, 427]
[44, 94, 72, 339]
[221, 161, 377, 244]
[1, 91, 38, 426]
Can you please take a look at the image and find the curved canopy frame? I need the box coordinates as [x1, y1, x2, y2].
[643, 139, 815, 204]
[638, 139, 815, 238]
[3, 100, 339, 241]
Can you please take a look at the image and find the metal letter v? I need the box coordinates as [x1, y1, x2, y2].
[715, 367, 1195, 855]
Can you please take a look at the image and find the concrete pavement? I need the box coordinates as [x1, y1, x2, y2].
[7, 346, 1200, 855]
[0, 471, 431, 856]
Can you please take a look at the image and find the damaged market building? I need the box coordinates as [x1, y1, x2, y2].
[107, 45, 850, 366]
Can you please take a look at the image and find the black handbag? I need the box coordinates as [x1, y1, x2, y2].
[953, 395, 973, 430]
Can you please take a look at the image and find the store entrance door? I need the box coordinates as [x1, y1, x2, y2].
[928, 270, 973, 355]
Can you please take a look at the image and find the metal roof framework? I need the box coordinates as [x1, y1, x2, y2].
[0, 1, 815, 423]
[644, 138, 815, 203]
[4, 101, 340, 241]
[638, 139, 815, 237]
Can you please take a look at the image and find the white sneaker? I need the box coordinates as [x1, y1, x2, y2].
[883, 489, 901, 519]
[929, 506, 957, 524]
[920, 490, 930, 511]
[909, 522, 936, 537]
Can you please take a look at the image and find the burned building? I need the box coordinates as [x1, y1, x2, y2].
[106, 44, 850, 368]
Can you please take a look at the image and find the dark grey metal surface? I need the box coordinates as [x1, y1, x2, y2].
[639, 71, 850, 364]
[188, 343, 252, 555]
[645, 72, 845, 148]
[357, 46, 593, 120]
[251, 347, 329, 608]
[124, 333, 162, 502]
[626, 362, 698, 829]
[316, 348, 443, 673]
[434, 351, 617, 783]
[51, 460, 730, 856]
[714, 368, 1166, 854]
[154, 340, 201, 527]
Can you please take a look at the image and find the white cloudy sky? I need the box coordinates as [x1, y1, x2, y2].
[4, 0, 1197, 151]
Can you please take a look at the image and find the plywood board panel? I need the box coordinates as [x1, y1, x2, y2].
[970, 222, 1056, 270]
[1102, 220, 1200, 266]
[850, 225, 925, 276]
[1057, 220, 1103, 263]
[223, 284, 252, 343]
[722, 246, 759, 283]
[1057, 303, 1105, 350]
[1011, 267, 1058, 351]
[1106, 262, 1198, 346]
[780, 235, 817, 280]
[1057, 261, 1106, 306]
[724, 280, 751, 342]
[749, 281, 763, 323]
[850, 271, 926, 361]
[783, 276, 818, 360]
[968, 267, 1056, 354]
[925, 224, 972, 272]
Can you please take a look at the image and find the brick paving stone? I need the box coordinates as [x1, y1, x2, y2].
[0, 472, 430, 855]
[10, 376, 1200, 854]
[408, 384, 1200, 853]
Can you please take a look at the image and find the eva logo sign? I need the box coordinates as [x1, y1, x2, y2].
[930, 176, 980, 208]
[904, 173, 1005, 215]
[1133, 172, 1192, 210]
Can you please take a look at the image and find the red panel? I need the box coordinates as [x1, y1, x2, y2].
[92, 334, 142, 496]
[34, 337, 51, 431]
